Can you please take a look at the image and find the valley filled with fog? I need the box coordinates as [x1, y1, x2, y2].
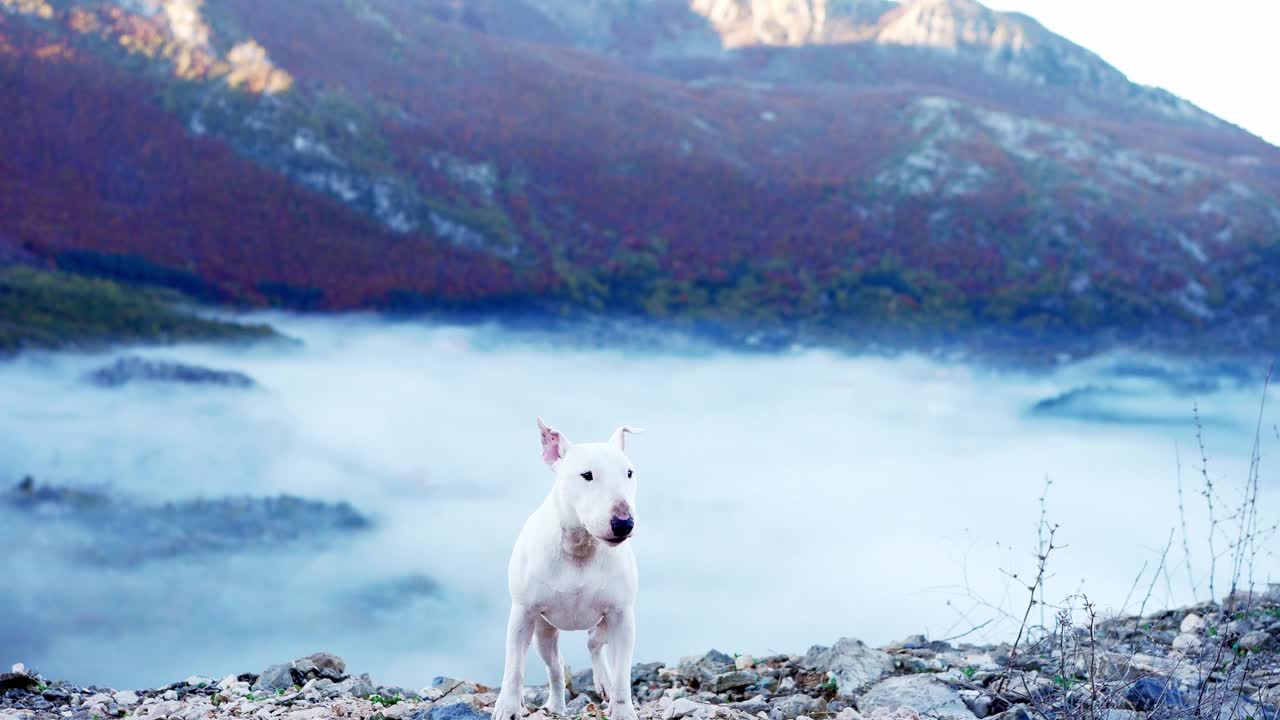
[1, 314, 1276, 689]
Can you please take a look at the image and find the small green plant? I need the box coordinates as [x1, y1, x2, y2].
[369, 694, 404, 707]
[1051, 674, 1076, 689]
[1208, 626, 1220, 637]
[960, 666, 978, 681]
[817, 677, 839, 693]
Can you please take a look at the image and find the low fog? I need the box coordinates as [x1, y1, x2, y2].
[0, 314, 1276, 690]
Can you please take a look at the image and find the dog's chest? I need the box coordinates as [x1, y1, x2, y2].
[535, 564, 630, 631]
[517, 531, 636, 632]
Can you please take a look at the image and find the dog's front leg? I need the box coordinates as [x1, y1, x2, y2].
[604, 607, 638, 720]
[493, 604, 538, 720]
[534, 616, 567, 714]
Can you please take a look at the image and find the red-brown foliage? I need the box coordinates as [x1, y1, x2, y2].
[0, 14, 519, 309]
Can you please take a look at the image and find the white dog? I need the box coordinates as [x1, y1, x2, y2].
[491, 419, 643, 720]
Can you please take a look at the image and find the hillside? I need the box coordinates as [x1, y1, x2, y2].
[2, 0, 1279, 353]
[0, 266, 274, 352]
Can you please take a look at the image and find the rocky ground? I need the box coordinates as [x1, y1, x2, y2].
[4, 590, 1279, 720]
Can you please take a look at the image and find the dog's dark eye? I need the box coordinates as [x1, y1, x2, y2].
[627, 469, 633, 478]
[580, 471, 593, 482]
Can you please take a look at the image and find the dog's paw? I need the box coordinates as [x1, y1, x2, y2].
[593, 678, 609, 703]
[608, 701, 639, 720]
[492, 695, 525, 720]
[541, 693, 567, 715]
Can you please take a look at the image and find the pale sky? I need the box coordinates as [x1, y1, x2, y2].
[983, 0, 1280, 147]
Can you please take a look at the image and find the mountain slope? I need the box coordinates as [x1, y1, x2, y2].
[0, 8, 519, 309]
[2, 0, 1279, 352]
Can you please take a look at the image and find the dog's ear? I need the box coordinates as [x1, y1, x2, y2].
[537, 417, 569, 467]
[609, 425, 644, 451]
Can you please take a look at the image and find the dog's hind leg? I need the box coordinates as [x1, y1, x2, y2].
[534, 616, 567, 714]
[586, 619, 612, 702]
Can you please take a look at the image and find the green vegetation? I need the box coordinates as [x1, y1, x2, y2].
[0, 266, 276, 353]
[1051, 674, 1077, 689]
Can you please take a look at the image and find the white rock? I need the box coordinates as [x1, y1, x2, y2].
[383, 704, 422, 720]
[138, 700, 185, 718]
[177, 705, 214, 720]
[860, 676, 975, 720]
[664, 698, 702, 720]
[735, 655, 755, 670]
[836, 710, 862, 720]
[114, 690, 141, 706]
[85, 693, 114, 706]
[957, 690, 990, 719]
[162, 690, 179, 701]
[287, 708, 334, 720]
[1180, 613, 1206, 634]
[1172, 633, 1203, 654]
[802, 638, 895, 696]
[10, 663, 25, 675]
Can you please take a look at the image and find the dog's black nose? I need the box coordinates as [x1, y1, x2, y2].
[610, 514, 634, 539]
